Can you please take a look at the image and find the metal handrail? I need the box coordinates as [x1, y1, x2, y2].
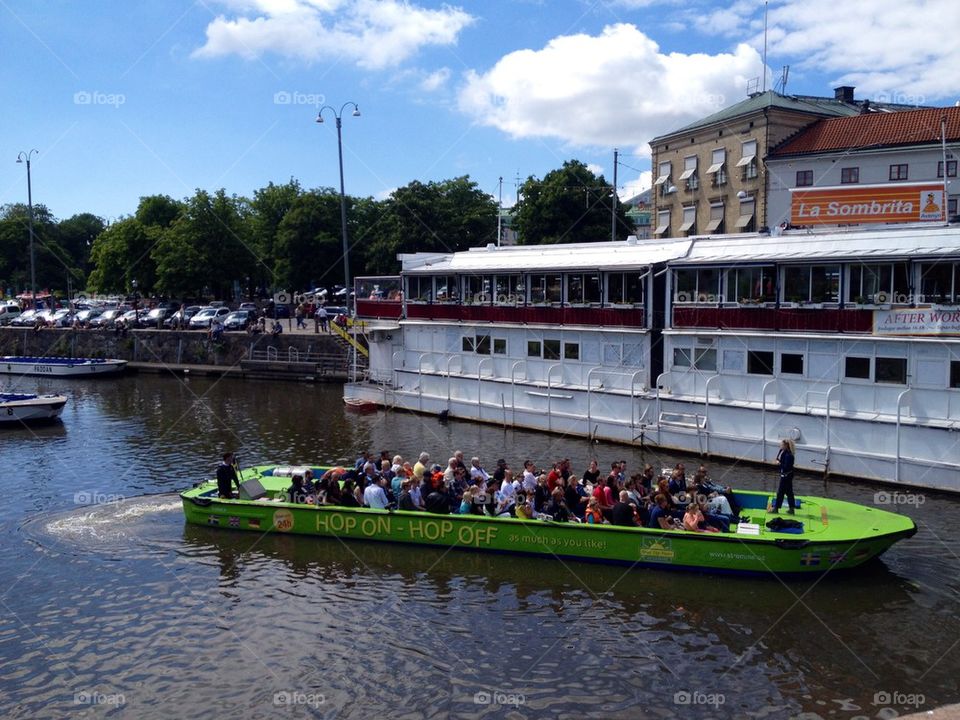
[760, 379, 778, 462]
[546, 363, 562, 432]
[895, 388, 912, 483]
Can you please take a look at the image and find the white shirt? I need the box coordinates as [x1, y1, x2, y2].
[470, 465, 490, 483]
[410, 485, 423, 507]
[499, 479, 517, 503]
[522, 470, 537, 493]
[363, 484, 389, 509]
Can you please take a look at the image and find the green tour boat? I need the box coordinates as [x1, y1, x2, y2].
[180, 465, 917, 576]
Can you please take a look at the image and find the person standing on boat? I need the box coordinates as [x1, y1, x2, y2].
[773, 439, 796, 515]
[363, 476, 390, 509]
[216, 453, 240, 499]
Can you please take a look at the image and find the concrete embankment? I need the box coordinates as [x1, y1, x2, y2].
[0, 327, 350, 381]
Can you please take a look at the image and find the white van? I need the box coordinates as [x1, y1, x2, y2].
[0, 303, 22, 325]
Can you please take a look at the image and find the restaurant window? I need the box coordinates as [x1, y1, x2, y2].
[796, 170, 813, 187]
[845, 356, 871, 380]
[849, 263, 909, 303]
[527, 340, 541, 357]
[780, 353, 804, 375]
[564, 342, 580, 360]
[889, 163, 909, 181]
[567, 273, 601, 305]
[747, 350, 774, 375]
[681, 156, 698, 191]
[493, 338, 507, 355]
[708, 148, 726, 186]
[729, 266, 776, 303]
[494, 274, 522, 305]
[436, 275, 458, 302]
[464, 274, 487, 304]
[673, 347, 691, 368]
[674, 267, 721, 303]
[654, 209, 670, 236]
[474, 334, 491, 355]
[607, 273, 644, 305]
[841, 167, 859, 184]
[783, 265, 840, 303]
[406, 276, 431, 302]
[951, 360, 960, 389]
[938, 161, 958, 178]
[462, 336, 475, 352]
[680, 205, 696, 235]
[529, 274, 560, 304]
[543, 339, 561, 360]
[875, 357, 906, 384]
[920, 262, 958, 303]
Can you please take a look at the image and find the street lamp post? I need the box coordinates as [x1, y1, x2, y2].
[316, 102, 360, 308]
[16, 150, 38, 309]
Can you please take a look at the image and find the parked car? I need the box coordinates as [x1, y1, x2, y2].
[164, 305, 202, 329]
[238, 302, 258, 312]
[46, 309, 72, 327]
[223, 309, 256, 331]
[267, 304, 290, 319]
[139, 306, 176, 328]
[73, 308, 102, 327]
[0, 304, 21, 325]
[188, 306, 229, 329]
[10, 309, 39, 327]
[89, 308, 124, 328]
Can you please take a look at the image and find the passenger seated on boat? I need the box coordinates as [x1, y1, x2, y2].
[668, 468, 688, 496]
[339, 480, 361, 507]
[534, 474, 551, 513]
[425, 481, 451, 514]
[648, 495, 679, 531]
[584, 498, 605, 524]
[458, 487, 475, 514]
[592, 478, 615, 517]
[413, 452, 430, 481]
[287, 474, 310, 504]
[497, 469, 518, 515]
[469, 457, 490, 484]
[611, 491, 639, 527]
[322, 473, 343, 505]
[683, 503, 720, 533]
[563, 476, 588, 519]
[216, 453, 240, 499]
[521, 460, 538, 494]
[398, 479, 418, 511]
[693, 480, 734, 517]
[543, 488, 573, 522]
[363, 476, 391, 509]
[581, 460, 601, 488]
[515, 499, 536, 520]
[640, 465, 656, 494]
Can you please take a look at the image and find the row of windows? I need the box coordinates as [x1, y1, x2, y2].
[460, 335, 645, 366]
[656, 197, 756, 236]
[407, 273, 645, 306]
[655, 141, 759, 198]
[675, 261, 960, 305]
[674, 349, 960, 387]
[795, 161, 956, 187]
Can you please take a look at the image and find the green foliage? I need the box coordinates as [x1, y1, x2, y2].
[514, 160, 631, 244]
[87, 218, 158, 293]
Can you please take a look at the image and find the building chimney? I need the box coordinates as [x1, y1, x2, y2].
[834, 86, 855, 102]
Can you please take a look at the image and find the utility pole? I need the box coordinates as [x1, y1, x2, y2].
[611, 148, 619, 243]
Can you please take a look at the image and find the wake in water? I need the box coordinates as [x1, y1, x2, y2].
[22, 494, 184, 557]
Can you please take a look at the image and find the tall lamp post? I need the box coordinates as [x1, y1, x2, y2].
[316, 102, 360, 308]
[16, 150, 38, 309]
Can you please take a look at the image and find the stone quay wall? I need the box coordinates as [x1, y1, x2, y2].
[0, 327, 347, 369]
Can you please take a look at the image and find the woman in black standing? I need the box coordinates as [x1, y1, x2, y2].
[773, 439, 796, 514]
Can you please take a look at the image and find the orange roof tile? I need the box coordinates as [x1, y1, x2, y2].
[771, 107, 960, 157]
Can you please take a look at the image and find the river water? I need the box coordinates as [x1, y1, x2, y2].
[0, 373, 956, 719]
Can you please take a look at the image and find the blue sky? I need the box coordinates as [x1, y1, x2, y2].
[2, 0, 958, 221]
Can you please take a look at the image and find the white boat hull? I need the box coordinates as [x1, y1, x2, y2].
[0, 394, 67, 423]
[0, 357, 127, 377]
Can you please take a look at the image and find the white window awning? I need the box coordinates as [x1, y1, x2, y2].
[654, 174, 669, 186]
[679, 220, 695, 232]
[706, 162, 724, 174]
[705, 217, 723, 232]
[654, 223, 670, 235]
[678, 168, 696, 180]
[735, 212, 754, 228]
[736, 155, 756, 167]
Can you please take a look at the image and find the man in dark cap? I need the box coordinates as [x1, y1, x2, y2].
[217, 452, 240, 499]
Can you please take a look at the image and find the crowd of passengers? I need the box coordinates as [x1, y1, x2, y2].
[278, 451, 745, 532]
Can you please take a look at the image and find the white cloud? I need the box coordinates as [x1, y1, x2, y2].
[586, 163, 604, 176]
[458, 23, 762, 154]
[620, 170, 652, 201]
[692, 0, 960, 102]
[194, 0, 474, 70]
[419, 67, 451, 92]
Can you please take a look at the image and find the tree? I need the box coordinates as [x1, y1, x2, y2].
[247, 179, 303, 294]
[58, 212, 105, 278]
[135, 195, 183, 228]
[86, 218, 158, 294]
[363, 176, 497, 274]
[273, 189, 344, 291]
[151, 189, 252, 299]
[513, 160, 630, 244]
[0, 203, 78, 295]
